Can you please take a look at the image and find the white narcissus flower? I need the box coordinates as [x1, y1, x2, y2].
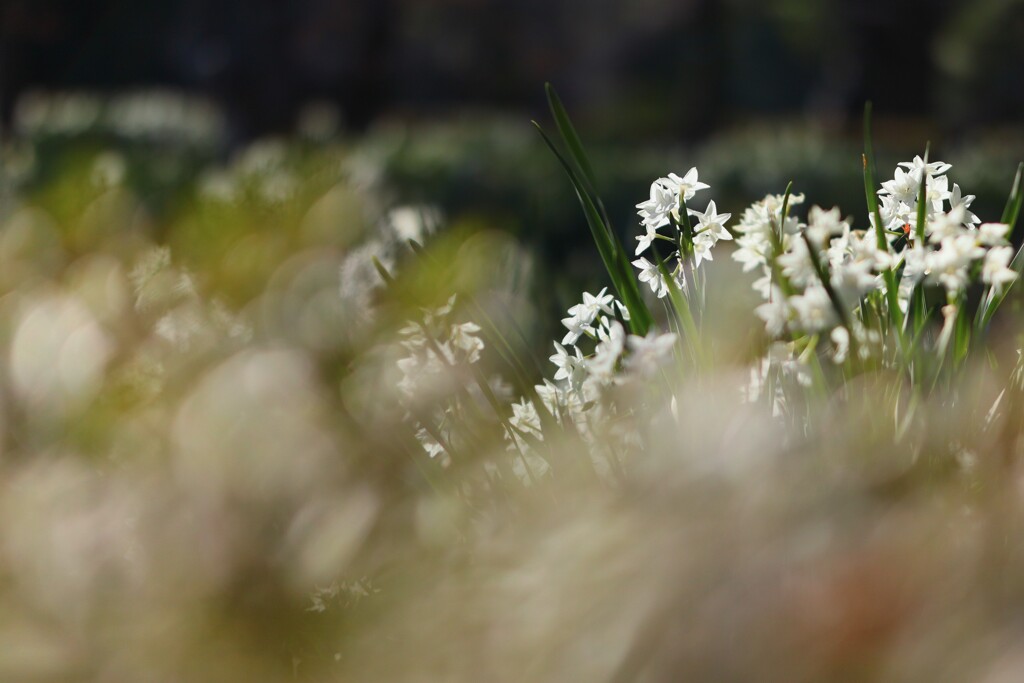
[983, 246, 1017, 294]
[687, 200, 733, 267]
[733, 233, 773, 272]
[830, 326, 850, 364]
[509, 398, 542, 440]
[950, 183, 981, 226]
[658, 167, 710, 204]
[777, 239, 818, 288]
[879, 167, 921, 206]
[635, 220, 663, 256]
[632, 257, 670, 298]
[924, 174, 952, 213]
[789, 284, 837, 333]
[588, 320, 626, 379]
[879, 157, 952, 232]
[751, 271, 773, 299]
[560, 314, 591, 346]
[688, 200, 733, 243]
[549, 342, 587, 386]
[755, 288, 790, 337]
[977, 222, 1010, 247]
[899, 155, 952, 179]
[625, 331, 677, 376]
[691, 231, 717, 266]
[902, 243, 930, 283]
[927, 205, 969, 244]
[830, 258, 877, 301]
[928, 235, 985, 295]
[449, 322, 485, 364]
[561, 288, 615, 345]
[846, 227, 897, 271]
[636, 181, 676, 229]
[806, 206, 847, 246]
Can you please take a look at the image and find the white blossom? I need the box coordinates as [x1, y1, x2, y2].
[632, 257, 670, 298]
[624, 331, 677, 377]
[983, 246, 1017, 294]
[789, 284, 837, 333]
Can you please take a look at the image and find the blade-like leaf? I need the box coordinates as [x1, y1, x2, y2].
[652, 248, 702, 367]
[545, 84, 599, 197]
[1001, 162, 1024, 234]
[976, 162, 1024, 330]
[863, 103, 907, 344]
[533, 122, 653, 334]
[915, 143, 930, 245]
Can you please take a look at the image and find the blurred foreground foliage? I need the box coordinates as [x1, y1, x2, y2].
[1, 93, 1024, 681]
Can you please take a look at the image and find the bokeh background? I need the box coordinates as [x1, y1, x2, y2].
[5, 0, 1024, 136]
[4, 0, 1024, 341]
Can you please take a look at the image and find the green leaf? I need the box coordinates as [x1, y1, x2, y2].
[915, 143, 930, 245]
[863, 102, 887, 252]
[953, 295, 971, 367]
[533, 121, 653, 334]
[863, 103, 907, 344]
[545, 83, 619, 237]
[652, 248, 703, 367]
[545, 84, 599, 198]
[1001, 162, 1024, 235]
[976, 162, 1024, 330]
[372, 256, 395, 285]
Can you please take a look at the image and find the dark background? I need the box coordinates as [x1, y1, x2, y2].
[4, 0, 1024, 317]
[3, 0, 1023, 143]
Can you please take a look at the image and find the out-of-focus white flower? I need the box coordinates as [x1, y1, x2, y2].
[588, 320, 626, 380]
[755, 290, 790, 337]
[927, 205, 969, 244]
[90, 152, 126, 189]
[830, 326, 850, 364]
[450, 322, 485, 364]
[789, 284, 836, 333]
[777, 239, 818, 288]
[977, 222, 1010, 247]
[625, 331, 677, 376]
[983, 246, 1017, 295]
[10, 292, 114, 412]
[733, 233, 773, 273]
[509, 398, 542, 440]
[928, 235, 985, 295]
[386, 206, 442, 244]
[416, 428, 447, 461]
[845, 227, 896, 272]
[902, 243, 930, 283]
[830, 258, 877, 302]
[805, 206, 847, 246]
